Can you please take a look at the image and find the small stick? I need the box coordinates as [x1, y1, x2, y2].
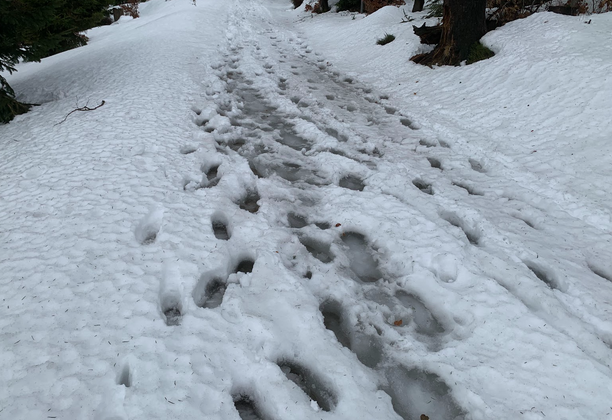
[55, 100, 105, 126]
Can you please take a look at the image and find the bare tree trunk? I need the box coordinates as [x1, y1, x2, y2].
[413, 0, 486, 66]
[412, 0, 425, 12]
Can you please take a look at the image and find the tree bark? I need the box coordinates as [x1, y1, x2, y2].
[412, 23, 442, 45]
[412, 0, 425, 12]
[413, 0, 487, 66]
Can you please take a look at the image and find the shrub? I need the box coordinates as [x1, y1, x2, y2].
[376, 33, 396, 45]
[466, 42, 494, 64]
[120, 0, 140, 18]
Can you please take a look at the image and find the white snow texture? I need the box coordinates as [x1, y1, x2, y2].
[1, 0, 612, 419]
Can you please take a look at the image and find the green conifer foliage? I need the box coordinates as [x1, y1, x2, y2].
[0, 0, 109, 124]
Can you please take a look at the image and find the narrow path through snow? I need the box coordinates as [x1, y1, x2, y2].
[174, 0, 612, 419]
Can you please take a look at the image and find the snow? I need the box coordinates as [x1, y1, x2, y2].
[1, 0, 612, 419]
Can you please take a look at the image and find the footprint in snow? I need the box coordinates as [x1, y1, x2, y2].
[180, 144, 198, 155]
[117, 362, 131, 387]
[400, 117, 419, 130]
[319, 300, 384, 368]
[193, 258, 255, 309]
[587, 259, 612, 282]
[469, 158, 487, 173]
[413, 178, 434, 195]
[237, 190, 260, 213]
[160, 263, 184, 326]
[427, 157, 443, 170]
[211, 213, 230, 240]
[452, 181, 483, 196]
[233, 395, 264, 420]
[395, 290, 444, 336]
[339, 175, 365, 191]
[523, 260, 566, 292]
[287, 212, 308, 229]
[200, 163, 221, 188]
[382, 366, 466, 420]
[439, 211, 481, 246]
[419, 139, 437, 148]
[276, 359, 337, 412]
[135, 205, 164, 245]
[299, 236, 334, 263]
[340, 231, 382, 283]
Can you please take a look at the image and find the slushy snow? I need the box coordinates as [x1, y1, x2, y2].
[1, 0, 612, 419]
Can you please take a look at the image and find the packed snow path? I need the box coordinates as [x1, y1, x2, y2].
[1, 0, 612, 419]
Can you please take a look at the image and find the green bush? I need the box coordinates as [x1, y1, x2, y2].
[376, 33, 396, 45]
[466, 42, 495, 64]
[336, 0, 360, 12]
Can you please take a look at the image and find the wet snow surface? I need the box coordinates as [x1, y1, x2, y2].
[1, 0, 612, 419]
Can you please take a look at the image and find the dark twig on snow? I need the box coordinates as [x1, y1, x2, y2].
[55, 100, 105, 126]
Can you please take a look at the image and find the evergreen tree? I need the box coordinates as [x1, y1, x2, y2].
[1, 0, 109, 124]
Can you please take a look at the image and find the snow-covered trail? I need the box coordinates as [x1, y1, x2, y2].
[1, 0, 612, 419]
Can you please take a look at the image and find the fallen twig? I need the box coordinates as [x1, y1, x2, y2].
[55, 100, 105, 126]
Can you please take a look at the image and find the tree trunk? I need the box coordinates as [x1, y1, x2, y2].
[412, 0, 425, 12]
[414, 0, 486, 66]
[412, 23, 442, 45]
